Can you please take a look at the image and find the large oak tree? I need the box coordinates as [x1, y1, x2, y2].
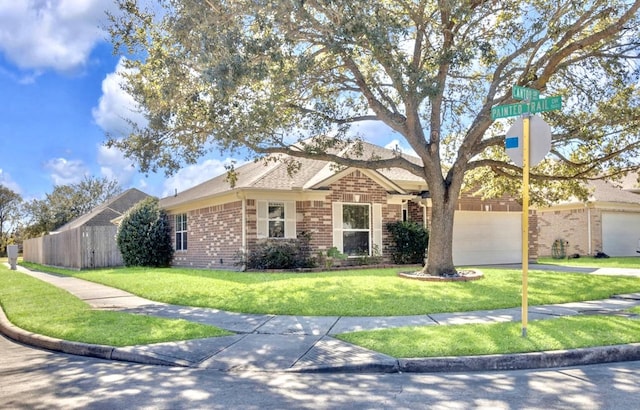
[109, 0, 640, 275]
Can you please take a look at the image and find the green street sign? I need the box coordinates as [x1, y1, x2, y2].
[512, 86, 540, 101]
[491, 102, 526, 119]
[528, 95, 562, 113]
[491, 96, 562, 120]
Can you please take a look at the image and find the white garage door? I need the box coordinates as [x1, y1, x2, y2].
[602, 212, 640, 256]
[453, 211, 522, 266]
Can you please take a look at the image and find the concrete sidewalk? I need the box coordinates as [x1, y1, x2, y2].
[3, 264, 640, 373]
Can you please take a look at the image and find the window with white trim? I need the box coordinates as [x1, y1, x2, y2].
[342, 204, 370, 256]
[257, 201, 296, 238]
[268, 202, 285, 238]
[175, 213, 187, 251]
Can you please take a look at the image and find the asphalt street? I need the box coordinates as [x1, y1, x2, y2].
[2, 334, 640, 409]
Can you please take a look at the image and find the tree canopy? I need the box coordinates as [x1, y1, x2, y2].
[23, 176, 122, 237]
[0, 185, 22, 256]
[109, 0, 640, 275]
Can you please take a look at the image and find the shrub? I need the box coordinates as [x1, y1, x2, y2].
[386, 221, 429, 265]
[116, 197, 174, 267]
[245, 233, 315, 270]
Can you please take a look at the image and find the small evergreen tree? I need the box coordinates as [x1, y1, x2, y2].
[386, 221, 429, 265]
[116, 197, 174, 267]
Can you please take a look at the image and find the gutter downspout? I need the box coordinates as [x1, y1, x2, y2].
[587, 203, 592, 255]
[239, 193, 247, 271]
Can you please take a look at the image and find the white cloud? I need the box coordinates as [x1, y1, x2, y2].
[92, 57, 147, 136]
[0, 0, 116, 72]
[162, 158, 241, 198]
[97, 145, 137, 187]
[0, 169, 22, 194]
[44, 158, 89, 185]
[384, 139, 418, 158]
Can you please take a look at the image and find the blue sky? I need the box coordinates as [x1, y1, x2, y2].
[0, 0, 404, 202]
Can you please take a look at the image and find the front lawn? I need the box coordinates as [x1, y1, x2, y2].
[20, 262, 640, 316]
[0, 266, 231, 346]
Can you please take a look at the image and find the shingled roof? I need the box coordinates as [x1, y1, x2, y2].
[53, 188, 151, 233]
[587, 176, 640, 204]
[159, 141, 426, 209]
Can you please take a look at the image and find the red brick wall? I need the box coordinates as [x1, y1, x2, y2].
[328, 170, 396, 261]
[458, 192, 522, 212]
[297, 200, 333, 252]
[408, 200, 425, 224]
[170, 201, 243, 269]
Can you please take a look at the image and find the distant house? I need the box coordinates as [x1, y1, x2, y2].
[537, 174, 640, 257]
[23, 188, 151, 269]
[159, 142, 530, 269]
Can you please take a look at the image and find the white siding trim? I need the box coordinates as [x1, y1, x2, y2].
[257, 200, 268, 238]
[285, 201, 296, 238]
[257, 200, 296, 239]
[332, 202, 343, 251]
[372, 203, 382, 254]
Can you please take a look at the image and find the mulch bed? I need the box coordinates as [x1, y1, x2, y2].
[398, 269, 484, 282]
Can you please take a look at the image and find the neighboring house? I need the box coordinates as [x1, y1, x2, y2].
[537, 174, 640, 257]
[159, 142, 530, 269]
[23, 188, 150, 269]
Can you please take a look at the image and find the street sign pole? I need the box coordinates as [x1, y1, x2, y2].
[494, 86, 561, 338]
[521, 115, 530, 338]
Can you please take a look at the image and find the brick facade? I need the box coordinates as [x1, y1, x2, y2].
[458, 192, 522, 212]
[171, 201, 243, 269]
[537, 207, 605, 257]
[167, 170, 540, 269]
[296, 199, 333, 251]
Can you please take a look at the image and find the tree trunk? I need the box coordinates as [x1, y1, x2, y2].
[424, 192, 458, 276]
[421, 167, 463, 276]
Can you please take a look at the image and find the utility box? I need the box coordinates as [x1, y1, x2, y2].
[7, 245, 18, 270]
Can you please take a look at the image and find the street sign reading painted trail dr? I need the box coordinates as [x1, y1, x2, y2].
[491, 96, 562, 120]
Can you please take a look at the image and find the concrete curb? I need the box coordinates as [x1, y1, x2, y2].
[398, 344, 640, 373]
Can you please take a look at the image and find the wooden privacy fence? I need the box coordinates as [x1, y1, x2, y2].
[23, 226, 123, 269]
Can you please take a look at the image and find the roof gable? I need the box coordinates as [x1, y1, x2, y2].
[160, 141, 426, 209]
[54, 188, 151, 232]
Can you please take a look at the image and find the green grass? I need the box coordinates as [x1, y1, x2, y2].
[0, 265, 232, 346]
[538, 256, 640, 269]
[337, 316, 640, 357]
[19, 262, 640, 316]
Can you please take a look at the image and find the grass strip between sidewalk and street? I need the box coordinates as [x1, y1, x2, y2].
[0, 266, 232, 346]
[336, 315, 640, 358]
[19, 261, 640, 316]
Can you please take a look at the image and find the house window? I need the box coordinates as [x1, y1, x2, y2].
[175, 213, 187, 251]
[342, 204, 370, 256]
[257, 201, 296, 238]
[268, 202, 285, 238]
